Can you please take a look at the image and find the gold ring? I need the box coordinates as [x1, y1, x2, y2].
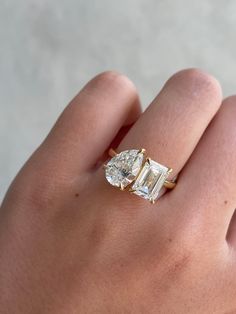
[104, 148, 176, 204]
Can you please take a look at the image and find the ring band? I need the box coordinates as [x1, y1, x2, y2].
[104, 148, 176, 204]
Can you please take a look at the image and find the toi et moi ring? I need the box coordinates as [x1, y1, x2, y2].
[104, 148, 176, 204]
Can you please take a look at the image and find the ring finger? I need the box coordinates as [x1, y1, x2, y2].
[118, 69, 222, 178]
[113, 69, 222, 206]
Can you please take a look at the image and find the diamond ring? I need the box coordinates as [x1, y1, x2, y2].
[104, 148, 176, 204]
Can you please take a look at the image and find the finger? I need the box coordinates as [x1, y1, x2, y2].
[24, 71, 141, 177]
[175, 96, 236, 241]
[42, 71, 141, 173]
[97, 124, 136, 165]
[117, 69, 222, 191]
[2, 72, 141, 207]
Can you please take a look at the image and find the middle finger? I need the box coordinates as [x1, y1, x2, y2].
[118, 69, 222, 192]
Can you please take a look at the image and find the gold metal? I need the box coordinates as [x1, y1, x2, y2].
[163, 180, 176, 189]
[107, 148, 176, 191]
[139, 148, 146, 154]
[108, 148, 147, 157]
[108, 148, 117, 157]
[129, 188, 135, 193]
[120, 183, 125, 191]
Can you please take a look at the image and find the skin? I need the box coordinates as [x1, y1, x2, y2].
[1, 69, 236, 313]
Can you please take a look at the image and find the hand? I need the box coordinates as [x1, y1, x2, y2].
[1, 69, 236, 313]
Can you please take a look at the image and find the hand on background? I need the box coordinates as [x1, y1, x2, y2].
[1, 69, 236, 313]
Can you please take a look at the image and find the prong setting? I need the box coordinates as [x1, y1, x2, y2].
[139, 148, 146, 154]
[105, 149, 145, 189]
[131, 158, 170, 202]
[105, 148, 175, 204]
[120, 183, 125, 191]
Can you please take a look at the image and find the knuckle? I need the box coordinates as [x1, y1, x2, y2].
[91, 70, 137, 95]
[95, 70, 122, 81]
[164, 68, 222, 107]
[213, 95, 236, 127]
[222, 95, 236, 110]
[172, 68, 220, 90]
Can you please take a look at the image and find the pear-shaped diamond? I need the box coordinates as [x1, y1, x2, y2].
[105, 149, 144, 189]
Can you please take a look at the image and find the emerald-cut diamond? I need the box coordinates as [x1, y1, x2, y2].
[105, 149, 144, 189]
[131, 159, 170, 203]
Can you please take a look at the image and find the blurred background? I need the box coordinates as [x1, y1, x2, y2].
[1, 0, 236, 200]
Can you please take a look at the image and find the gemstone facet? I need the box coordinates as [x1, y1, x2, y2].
[105, 149, 144, 189]
[131, 159, 169, 202]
